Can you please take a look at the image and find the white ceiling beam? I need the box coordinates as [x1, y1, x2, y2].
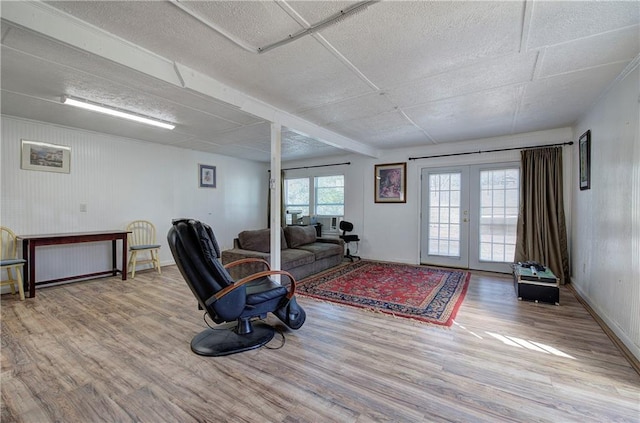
[2, 0, 380, 159]
[174, 63, 379, 158]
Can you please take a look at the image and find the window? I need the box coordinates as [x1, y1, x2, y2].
[284, 178, 309, 218]
[315, 176, 344, 216]
[284, 175, 344, 222]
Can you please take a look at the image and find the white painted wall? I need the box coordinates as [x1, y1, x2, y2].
[571, 64, 640, 360]
[1, 116, 267, 284]
[283, 127, 574, 265]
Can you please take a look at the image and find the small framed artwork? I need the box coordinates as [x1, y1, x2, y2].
[21, 140, 71, 174]
[579, 130, 591, 190]
[199, 164, 216, 188]
[374, 162, 407, 203]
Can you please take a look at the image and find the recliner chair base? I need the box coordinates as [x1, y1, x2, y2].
[190, 320, 275, 357]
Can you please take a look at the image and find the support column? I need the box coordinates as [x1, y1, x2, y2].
[270, 122, 282, 274]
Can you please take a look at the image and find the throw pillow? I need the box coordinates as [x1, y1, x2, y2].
[284, 225, 317, 248]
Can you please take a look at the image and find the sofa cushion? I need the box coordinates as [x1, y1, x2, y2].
[284, 225, 317, 248]
[281, 248, 315, 269]
[297, 242, 344, 260]
[237, 228, 288, 253]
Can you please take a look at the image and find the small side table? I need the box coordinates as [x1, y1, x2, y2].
[512, 265, 559, 305]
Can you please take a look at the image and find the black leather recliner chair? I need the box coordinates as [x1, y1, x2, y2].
[167, 218, 305, 356]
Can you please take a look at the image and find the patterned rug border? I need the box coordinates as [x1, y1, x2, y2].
[297, 260, 471, 327]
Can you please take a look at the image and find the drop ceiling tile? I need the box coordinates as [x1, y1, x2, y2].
[319, 1, 524, 88]
[403, 85, 523, 143]
[282, 136, 345, 160]
[387, 52, 538, 108]
[515, 62, 629, 133]
[538, 26, 639, 77]
[207, 144, 269, 163]
[288, 1, 364, 24]
[297, 92, 395, 126]
[328, 110, 430, 148]
[177, 1, 301, 48]
[207, 124, 271, 146]
[369, 129, 432, 150]
[527, 1, 640, 49]
[217, 36, 374, 112]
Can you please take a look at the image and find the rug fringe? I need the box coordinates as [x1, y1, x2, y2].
[297, 294, 454, 329]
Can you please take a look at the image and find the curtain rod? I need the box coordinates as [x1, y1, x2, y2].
[268, 161, 351, 172]
[408, 141, 574, 161]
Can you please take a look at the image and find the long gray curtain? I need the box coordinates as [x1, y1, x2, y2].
[515, 146, 570, 284]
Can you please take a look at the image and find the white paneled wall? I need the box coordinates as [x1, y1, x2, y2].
[1, 116, 267, 284]
[572, 64, 640, 360]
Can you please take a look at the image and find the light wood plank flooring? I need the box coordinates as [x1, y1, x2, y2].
[2, 265, 639, 422]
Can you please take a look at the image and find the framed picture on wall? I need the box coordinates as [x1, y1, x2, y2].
[579, 130, 591, 190]
[199, 164, 216, 188]
[20, 139, 71, 174]
[374, 162, 407, 203]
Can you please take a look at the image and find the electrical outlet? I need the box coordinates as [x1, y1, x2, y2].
[80, 203, 87, 212]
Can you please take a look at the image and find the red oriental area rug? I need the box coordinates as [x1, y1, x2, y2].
[298, 261, 471, 326]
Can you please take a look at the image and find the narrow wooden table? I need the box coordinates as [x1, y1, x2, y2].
[18, 230, 130, 298]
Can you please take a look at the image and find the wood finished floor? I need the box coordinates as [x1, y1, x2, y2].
[1, 265, 639, 423]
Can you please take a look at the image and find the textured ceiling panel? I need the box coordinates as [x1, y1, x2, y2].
[515, 62, 630, 133]
[205, 123, 270, 146]
[538, 25, 640, 78]
[388, 52, 538, 108]
[298, 91, 395, 126]
[328, 110, 430, 146]
[287, 1, 363, 25]
[178, 1, 300, 47]
[318, 1, 525, 88]
[231, 36, 375, 112]
[526, 1, 640, 49]
[404, 85, 523, 143]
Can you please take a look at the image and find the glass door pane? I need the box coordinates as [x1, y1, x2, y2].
[421, 167, 469, 268]
[421, 163, 520, 273]
[469, 164, 520, 273]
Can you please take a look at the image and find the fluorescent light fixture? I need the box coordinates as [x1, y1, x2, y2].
[62, 96, 175, 130]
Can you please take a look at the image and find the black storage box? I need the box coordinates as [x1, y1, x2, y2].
[512, 265, 559, 305]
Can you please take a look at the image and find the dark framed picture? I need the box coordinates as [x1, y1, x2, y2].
[199, 164, 216, 188]
[375, 162, 407, 203]
[21, 139, 71, 174]
[579, 130, 591, 190]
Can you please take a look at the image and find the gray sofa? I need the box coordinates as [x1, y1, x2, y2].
[221, 225, 344, 282]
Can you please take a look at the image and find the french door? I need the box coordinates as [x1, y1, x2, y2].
[420, 163, 520, 273]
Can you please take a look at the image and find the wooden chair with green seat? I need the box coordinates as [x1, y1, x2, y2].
[126, 220, 162, 278]
[1, 226, 26, 300]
